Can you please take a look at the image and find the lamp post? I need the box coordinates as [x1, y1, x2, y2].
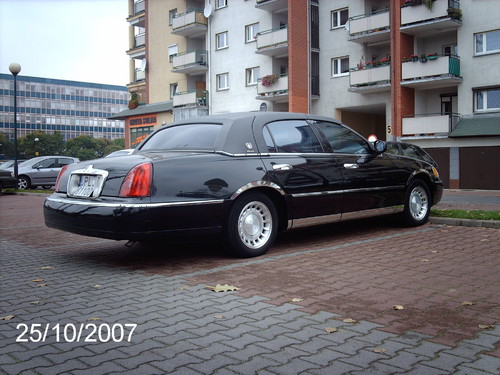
[9, 63, 21, 180]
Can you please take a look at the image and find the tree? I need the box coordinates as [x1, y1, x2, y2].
[65, 135, 100, 161]
[103, 138, 126, 156]
[0, 132, 14, 158]
[18, 131, 64, 158]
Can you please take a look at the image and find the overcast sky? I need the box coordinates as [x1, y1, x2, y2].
[0, 0, 129, 86]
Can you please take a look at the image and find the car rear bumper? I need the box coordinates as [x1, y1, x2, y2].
[43, 194, 227, 240]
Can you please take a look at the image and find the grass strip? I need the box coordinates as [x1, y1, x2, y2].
[431, 209, 500, 221]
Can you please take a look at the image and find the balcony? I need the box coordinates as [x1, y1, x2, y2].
[172, 50, 208, 75]
[401, 0, 461, 36]
[256, 74, 289, 103]
[402, 113, 460, 137]
[255, 0, 287, 13]
[349, 63, 391, 93]
[255, 27, 288, 57]
[172, 9, 207, 38]
[348, 9, 390, 45]
[173, 89, 208, 107]
[127, 0, 145, 25]
[401, 55, 462, 89]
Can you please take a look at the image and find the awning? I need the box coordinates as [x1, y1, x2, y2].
[449, 114, 500, 137]
[108, 101, 173, 120]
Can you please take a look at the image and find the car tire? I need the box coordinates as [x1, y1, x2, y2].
[17, 176, 31, 190]
[225, 192, 278, 258]
[403, 179, 430, 226]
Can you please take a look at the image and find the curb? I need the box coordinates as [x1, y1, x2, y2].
[429, 216, 500, 229]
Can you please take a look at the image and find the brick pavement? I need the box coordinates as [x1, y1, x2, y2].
[0, 194, 499, 374]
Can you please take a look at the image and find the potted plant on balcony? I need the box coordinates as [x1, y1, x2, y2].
[261, 74, 279, 87]
[357, 62, 365, 70]
[419, 53, 428, 63]
[410, 54, 419, 62]
[427, 52, 438, 60]
[128, 92, 140, 109]
[380, 56, 390, 65]
[447, 7, 462, 20]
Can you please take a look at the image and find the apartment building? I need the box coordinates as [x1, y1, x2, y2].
[0, 74, 127, 142]
[119, 0, 500, 189]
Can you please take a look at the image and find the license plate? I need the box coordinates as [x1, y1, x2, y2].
[67, 165, 108, 198]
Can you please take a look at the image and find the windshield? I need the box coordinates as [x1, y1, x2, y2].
[140, 124, 222, 151]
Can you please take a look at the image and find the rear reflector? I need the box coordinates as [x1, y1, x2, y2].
[55, 165, 69, 192]
[119, 163, 152, 197]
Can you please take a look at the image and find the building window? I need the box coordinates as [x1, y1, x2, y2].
[216, 73, 229, 90]
[331, 57, 349, 77]
[246, 67, 260, 86]
[215, 0, 227, 9]
[245, 23, 259, 43]
[475, 88, 500, 112]
[331, 8, 348, 29]
[169, 9, 177, 25]
[216, 31, 228, 50]
[475, 30, 500, 55]
[170, 83, 178, 99]
[168, 44, 178, 62]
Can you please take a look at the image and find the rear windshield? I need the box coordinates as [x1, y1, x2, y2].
[140, 124, 222, 151]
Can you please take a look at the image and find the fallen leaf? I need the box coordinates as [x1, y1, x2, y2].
[374, 348, 387, 353]
[325, 327, 338, 333]
[31, 301, 41, 305]
[92, 284, 102, 289]
[291, 298, 303, 303]
[206, 284, 240, 292]
[431, 250, 439, 254]
[478, 324, 494, 330]
[0, 315, 15, 321]
[461, 301, 475, 306]
[88, 317, 101, 321]
[420, 259, 429, 262]
[343, 318, 357, 323]
[393, 305, 404, 310]
[214, 315, 225, 319]
[32, 278, 44, 282]
[37, 266, 55, 270]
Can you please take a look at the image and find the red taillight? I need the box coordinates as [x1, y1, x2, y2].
[55, 165, 69, 192]
[119, 163, 152, 197]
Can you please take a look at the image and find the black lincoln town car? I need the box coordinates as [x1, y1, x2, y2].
[44, 112, 443, 257]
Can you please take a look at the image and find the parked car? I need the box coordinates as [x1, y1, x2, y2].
[0, 160, 26, 169]
[7, 156, 80, 190]
[44, 112, 443, 257]
[104, 149, 135, 158]
[0, 169, 17, 193]
[385, 142, 438, 168]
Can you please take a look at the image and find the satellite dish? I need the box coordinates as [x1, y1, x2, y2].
[259, 103, 268, 112]
[203, 1, 212, 17]
[140, 58, 147, 72]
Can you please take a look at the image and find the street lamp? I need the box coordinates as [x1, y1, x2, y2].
[9, 62, 21, 180]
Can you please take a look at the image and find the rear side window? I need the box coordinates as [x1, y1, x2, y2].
[140, 124, 222, 150]
[264, 120, 323, 153]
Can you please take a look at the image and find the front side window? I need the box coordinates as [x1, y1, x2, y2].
[475, 30, 500, 55]
[331, 8, 348, 29]
[245, 23, 259, 43]
[246, 67, 259, 86]
[141, 124, 222, 150]
[264, 120, 323, 153]
[475, 88, 500, 112]
[169, 9, 177, 25]
[217, 73, 229, 90]
[331, 57, 349, 77]
[316, 121, 370, 154]
[168, 44, 178, 62]
[216, 31, 228, 50]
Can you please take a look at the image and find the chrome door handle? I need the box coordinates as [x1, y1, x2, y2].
[344, 163, 359, 169]
[272, 164, 293, 171]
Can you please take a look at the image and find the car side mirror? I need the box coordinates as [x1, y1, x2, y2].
[373, 140, 386, 153]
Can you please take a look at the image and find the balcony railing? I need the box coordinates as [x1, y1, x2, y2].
[349, 63, 391, 93]
[256, 74, 289, 102]
[402, 113, 460, 136]
[172, 9, 207, 38]
[255, 0, 288, 13]
[348, 9, 390, 44]
[401, 0, 461, 35]
[173, 90, 208, 107]
[134, 33, 146, 48]
[401, 55, 461, 89]
[256, 27, 288, 57]
[172, 50, 208, 75]
[134, 69, 145, 82]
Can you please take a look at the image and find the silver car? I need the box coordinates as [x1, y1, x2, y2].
[7, 156, 79, 190]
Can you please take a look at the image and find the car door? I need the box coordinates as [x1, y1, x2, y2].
[30, 158, 58, 185]
[312, 120, 406, 215]
[258, 119, 344, 223]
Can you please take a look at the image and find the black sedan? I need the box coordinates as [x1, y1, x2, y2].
[44, 112, 443, 257]
[0, 169, 17, 193]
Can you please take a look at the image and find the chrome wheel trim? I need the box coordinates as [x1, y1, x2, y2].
[17, 178, 28, 190]
[409, 186, 428, 221]
[237, 200, 272, 249]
